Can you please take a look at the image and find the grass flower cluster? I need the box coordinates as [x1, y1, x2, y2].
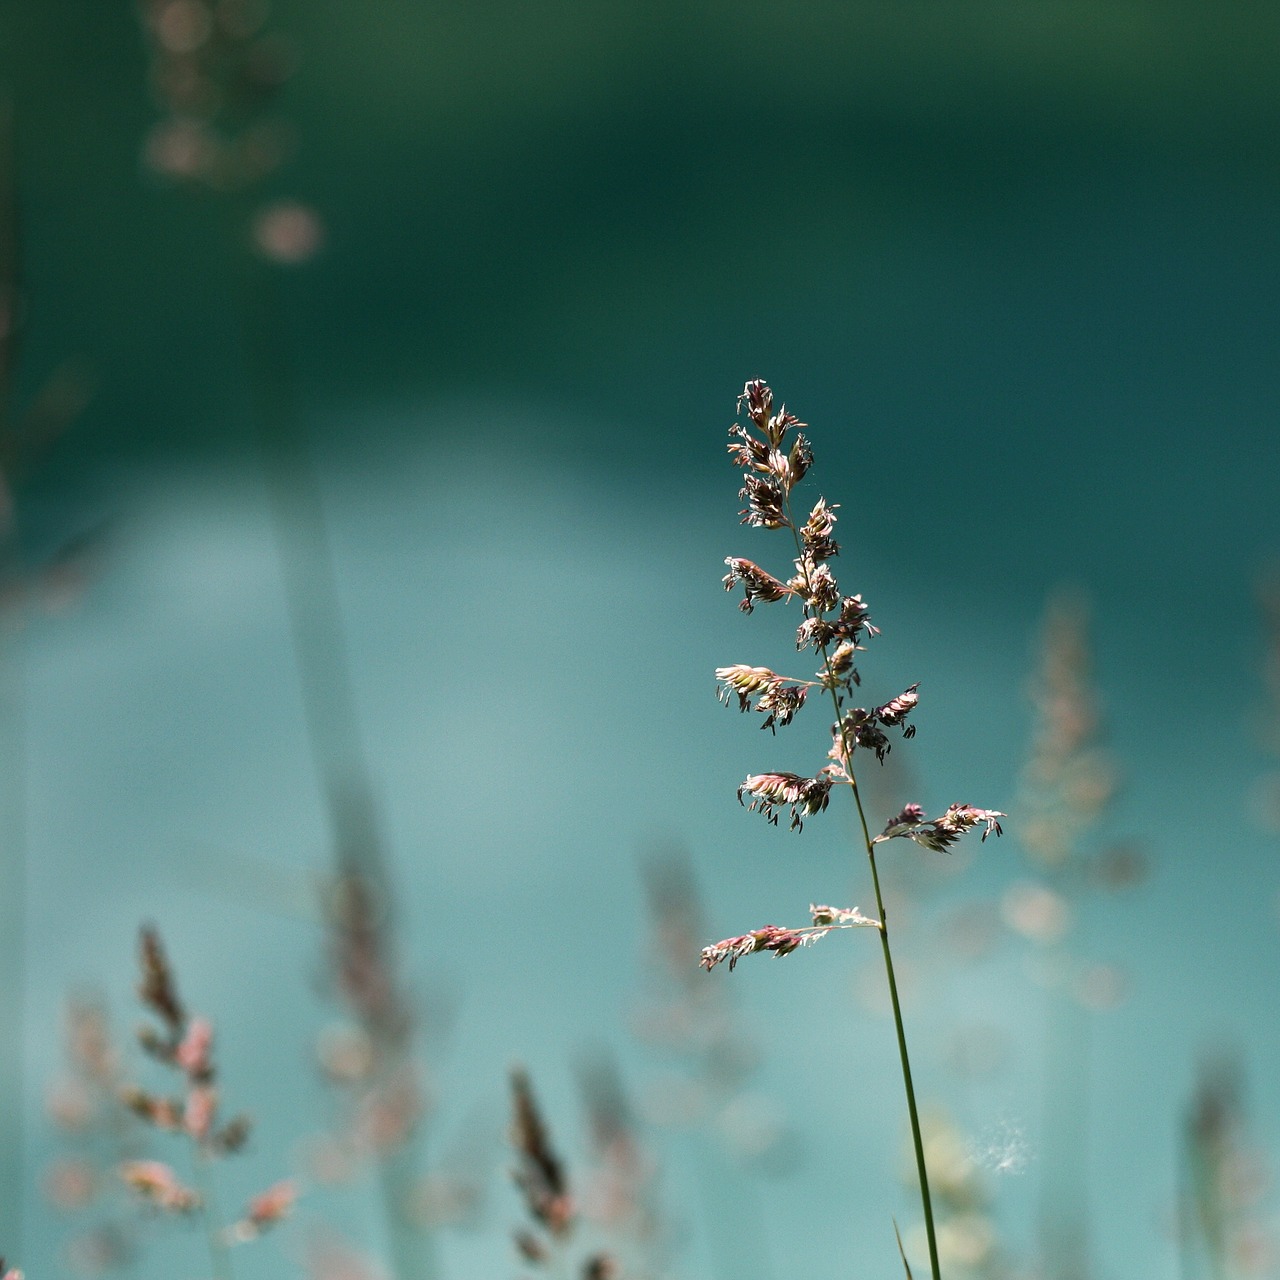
[703, 379, 1005, 1279]
[119, 928, 294, 1279]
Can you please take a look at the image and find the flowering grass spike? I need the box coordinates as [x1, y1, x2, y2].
[704, 380, 1005, 1280]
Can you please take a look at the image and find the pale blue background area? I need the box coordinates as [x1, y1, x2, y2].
[3, 1, 1280, 1277]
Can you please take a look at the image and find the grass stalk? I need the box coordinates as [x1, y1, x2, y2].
[712, 382, 1002, 1278]
[227, 213, 437, 1280]
[0, 101, 26, 1262]
[787, 490, 943, 1280]
[831, 693, 941, 1280]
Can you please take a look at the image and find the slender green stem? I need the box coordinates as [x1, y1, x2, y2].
[833, 698, 942, 1280]
[225, 214, 439, 1280]
[783, 502, 942, 1280]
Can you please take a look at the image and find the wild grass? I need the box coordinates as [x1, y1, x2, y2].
[702, 380, 1004, 1279]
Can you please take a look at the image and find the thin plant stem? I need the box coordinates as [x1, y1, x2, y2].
[785, 504, 942, 1280]
[222, 207, 437, 1280]
[833, 696, 942, 1280]
[0, 100, 26, 1262]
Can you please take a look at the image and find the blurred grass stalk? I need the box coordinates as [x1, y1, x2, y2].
[0, 572, 27, 1262]
[1, 99, 96, 1264]
[133, 2, 440, 1270]
[231, 217, 439, 1280]
[1013, 591, 1139, 1280]
[1178, 1060, 1274, 1280]
[0, 98, 26, 1260]
[635, 854, 779, 1280]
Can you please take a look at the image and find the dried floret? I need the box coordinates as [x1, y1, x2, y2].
[795, 616, 837, 651]
[212, 1114, 253, 1153]
[799, 498, 839, 561]
[835, 594, 878, 643]
[755, 682, 808, 732]
[121, 1086, 182, 1130]
[583, 1255, 619, 1280]
[809, 904, 878, 928]
[722, 557, 791, 613]
[790, 560, 839, 613]
[727, 423, 773, 474]
[736, 379, 805, 448]
[874, 684, 920, 733]
[738, 473, 788, 528]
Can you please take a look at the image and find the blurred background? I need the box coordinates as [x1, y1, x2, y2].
[1, 2, 1279, 1278]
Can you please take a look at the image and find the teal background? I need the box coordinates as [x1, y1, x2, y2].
[2, 2, 1279, 1277]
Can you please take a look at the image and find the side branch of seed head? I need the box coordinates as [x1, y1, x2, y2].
[875, 803, 1006, 853]
[700, 904, 881, 972]
[737, 769, 837, 830]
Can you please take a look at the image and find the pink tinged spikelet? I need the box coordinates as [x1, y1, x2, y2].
[252, 200, 324, 264]
[726, 424, 773, 474]
[737, 770, 834, 830]
[119, 1159, 201, 1212]
[736, 379, 806, 448]
[876, 803, 1006, 853]
[184, 1084, 218, 1140]
[174, 1017, 214, 1080]
[715, 665, 808, 731]
[738, 473, 788, 528]
[723, 557, 791, 613]
[715, 665, 782, 711]
[799, 498, 839, 562]
[832, 687, 921, 765]
[700, 908, 880, 972]
[226, 1179, 299, 1242]
[699, 925, 821, 972]
[837, 594, 878, 641]
[249, 1177, 299, 1228]
[792, 560, 839, 613]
